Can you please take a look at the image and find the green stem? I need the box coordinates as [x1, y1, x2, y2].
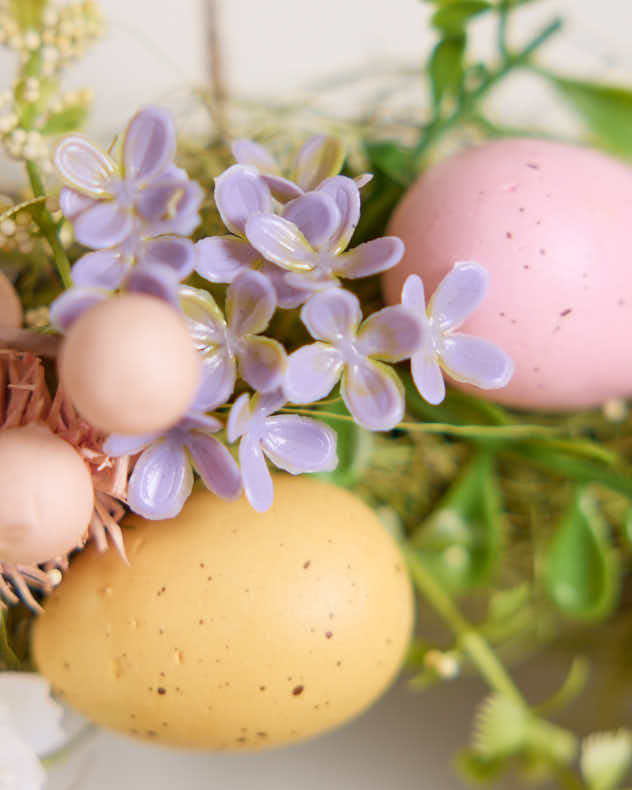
[25, 159, 73, 289]
[414, 16, 562, 160]
[497, 1, 510, 61]
[403, 546, 523, 703]
[280, 407, 558, 441]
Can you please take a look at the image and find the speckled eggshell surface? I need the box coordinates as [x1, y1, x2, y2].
[383, 138, 632, 410]
[32, 477, 414, 750]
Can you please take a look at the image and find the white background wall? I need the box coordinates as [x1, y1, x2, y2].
[3, 1, 631, 787]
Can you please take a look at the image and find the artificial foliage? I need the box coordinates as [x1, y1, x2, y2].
[1, 0, 632, 788]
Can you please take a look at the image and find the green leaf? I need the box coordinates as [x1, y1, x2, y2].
[315, 398, 374, 488]
[581, 731, 632, 790]
[431, 1, 492, 34]
[511, 443, 632, 499]
[551, 77, 632, 160]
[429, 35, 466, 108]
[41, 103, 91, 136]
[413, 449, 503, 592]
[545, 488, 619, 621]
[473, 693, 529, 758]
[457, 749, 507, 784]
[363, 140, 418, 187]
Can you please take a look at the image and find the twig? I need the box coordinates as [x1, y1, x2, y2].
[0, 327, 62, 357]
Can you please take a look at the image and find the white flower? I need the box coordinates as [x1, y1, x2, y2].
[0, 672, 66, 790]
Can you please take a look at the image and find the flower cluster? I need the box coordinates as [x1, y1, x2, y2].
[50, 106, 203, 327]
[47, 106, 513, 531]
[0, 0, 103, 164]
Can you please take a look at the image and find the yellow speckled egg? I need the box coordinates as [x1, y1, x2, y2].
[32, 477, 413, 750]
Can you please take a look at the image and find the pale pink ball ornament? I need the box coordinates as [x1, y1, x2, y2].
[59, 294, 201, 434]
[0, 270, 22, 328]
[0, 424, 94, 565]
[383, 138, 632, 410]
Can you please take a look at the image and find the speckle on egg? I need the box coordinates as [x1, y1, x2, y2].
[384, 137, 632, 409]
[33, 478, 413, 750]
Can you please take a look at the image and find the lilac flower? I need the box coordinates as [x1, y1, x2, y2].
[244, 181, 404, 304]
[180, 269, 287, 411]
[54, 106, 202, 293]
[103, 413, 241, 520]
[232, 134, 348, 202]
[402, 263, 515, 405]
[227, 389, 338, 512]
[285, 289, 423, 431]
[49, 254, 187, 331]
[196, 165, 400, 308]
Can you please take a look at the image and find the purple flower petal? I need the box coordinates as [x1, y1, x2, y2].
[73, 201, 134, 249]
[231, 139, 279, 173]
[214, 165, 273, 236]
[440, 333, 514, 390]
[195, 236, 259, 283]
[54, 135, 117, 196]
[49, 286, 108, 331]
[227, 392, 251, 443]
[429, 261, 489, 331]
[282, 191, 341, 250]
[411, 352, 446, 405]
[300, 288, 362, 342]
[239, 434, 274, 512]
[285, 269, 340, 297]
[356, 305, 424, 362]
[261, 261, 312, 309]
[292, 135, 345, 192]
[127, 440, 193, 520]
[186, 433, 242, 500]
[239, 335, 287, 393]
[259, 174, 304, 203]
[138, 237, 195, 279]
[179, 285, 227, 345]
[401, 274, 427, 314]
[342, 358, 404, 431]
[156, 179, 204, 236]
[71, 249, 128, 289]
[354, 173, 373, 189]
[317, 175, 360, 253]
[59, 187, 98, 221]
[122, 106, 176, 185]
[135, 176, 188, 223]
[253, 388, 287, 417]
[262, 416, 337, 474]
[335, 236, 404, 279]
[245, 213, 314, 272]
[285, 342, 344, 403]
[103, 432, 160, 457]
[226, 268, 276, 336]
[192, 347, 236, 411]
[179, 412, 222, 434]
[126, 262, 180, 306]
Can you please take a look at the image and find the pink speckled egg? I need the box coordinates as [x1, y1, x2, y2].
[383, 138, 632, 410]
